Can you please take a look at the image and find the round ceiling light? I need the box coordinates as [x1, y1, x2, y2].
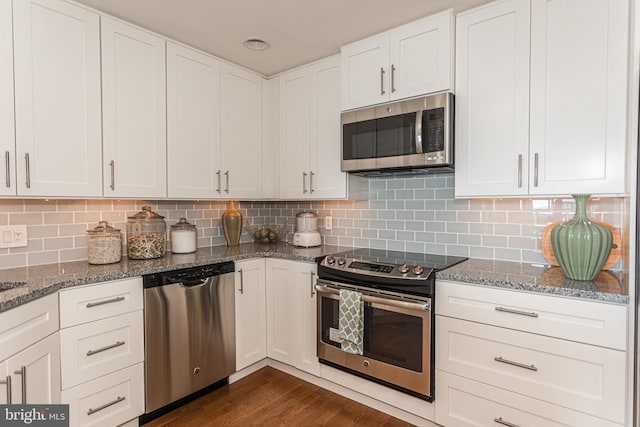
[243, 38, 270, 51]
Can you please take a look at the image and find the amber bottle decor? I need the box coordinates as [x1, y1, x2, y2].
[550, 194, 612, 281]
[222, 201, 243, 247]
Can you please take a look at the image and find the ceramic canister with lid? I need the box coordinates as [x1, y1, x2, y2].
[170, 218, 197, 254]
[87, 221, 122, 264]
[126, 206, 166, 259]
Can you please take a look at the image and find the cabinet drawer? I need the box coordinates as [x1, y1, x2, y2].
[436, 316, 626, 423]
[61, 362, 144, 427]
[436, 280, 627, 349]
[60, 311, 143, 390]
[0, 293, 59, 361]
[435, 370, 623, 427]
[59, 277, 143, 328]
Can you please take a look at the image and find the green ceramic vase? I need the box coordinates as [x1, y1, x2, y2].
[550, 195, 612, 281]
[222, 201, 243, 247]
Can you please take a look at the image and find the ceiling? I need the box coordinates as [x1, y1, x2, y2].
[74, 0, 493, 76]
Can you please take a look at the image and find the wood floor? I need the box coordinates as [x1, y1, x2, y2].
[144, 366, 415, 427]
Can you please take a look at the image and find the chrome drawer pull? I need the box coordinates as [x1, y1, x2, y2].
[13, 366, 26, 404]
[494, 417, 520, 427]
[238, 268, 244, 294]
[495, 306, 539, 318]
[86, 296, 125, 308]
[87, 396, 126, 416]
[0, 375, 11, 404]
[494, 356, 538, 372]
[86, 341, 125, 356]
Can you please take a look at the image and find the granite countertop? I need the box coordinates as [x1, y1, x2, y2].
[0, 243, 629, 312]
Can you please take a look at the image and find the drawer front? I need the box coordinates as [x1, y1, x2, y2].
[60, 311, 143, 390]
[61, 362, 144, 427]
[59, 277, 143, 328]
[436, 316, 626, 423]
[0, 293, 59, 361]
[436, 280, 627, 350]
[435, 370, 623, 427]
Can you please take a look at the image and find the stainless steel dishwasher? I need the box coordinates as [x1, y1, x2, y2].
[142, 261, 235, 417]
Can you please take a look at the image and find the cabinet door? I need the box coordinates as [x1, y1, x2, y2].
[294, 262, 320, 376]
[341, 33, 389, 110]
[529, 0, 627, 195]
[279, 68, 311, 199]
[7, 332, 60, 405]
[167, 42, 222, 199]
[221, 64, 263, 199]
[389, 10, 453, 101]
[265, 259, 297, 365]
[454, 0, 531, 197]
[13, 0, 102, 197]
[102, 17, 166, 198]
[309, 56, 347, 199]
[235, 259, 267, 371]
[0, 0, 15, 196]
[0, 361, 8, 404]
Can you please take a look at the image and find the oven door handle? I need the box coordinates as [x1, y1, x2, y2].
[315, 285, 431, 312]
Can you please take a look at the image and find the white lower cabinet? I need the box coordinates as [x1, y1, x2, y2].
[235, 259, 267, 371]
[435, 280, 628, 426]
[265, 258, 320, 376]
[59, 278, 144, 427]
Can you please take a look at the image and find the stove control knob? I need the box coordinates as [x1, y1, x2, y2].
[337, 258, 346, 267]
[399, 263, 410, 274]
[326, 256, 336, 265]
[413, 265, 424, 276]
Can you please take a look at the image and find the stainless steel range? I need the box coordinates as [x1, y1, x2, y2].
[316, 248, 466, 401]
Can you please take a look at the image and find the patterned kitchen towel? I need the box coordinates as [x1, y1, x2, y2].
[339, 289, 364, 355]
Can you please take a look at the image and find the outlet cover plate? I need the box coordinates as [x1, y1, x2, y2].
[0, 225, 28, 248]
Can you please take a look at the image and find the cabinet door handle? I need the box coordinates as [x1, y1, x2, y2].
[495, 306, 538, 318]
[109, 160, 115, 190]
[86, 341, 126, 356]
[380, 67, 386, 95]
[225, 170, 229, 193]
[86, 296, 125, 308]
[310, 271, 316, 297]
[0, 375, 11, 404]
[4, 151, 10, 188]
[24, 153, 30, 189]
[216, 170, 221, 193]
[391, 64, 396, 93]
[87, 396, 126, 416]
[533, 153, 539, 187]
[309, 171, 315, 193]
[494, 356, 537, 372]
[494, 417, 520, 427]
[302, 171, 308, 194]
[13, 366, 26, 404]
[517, 154, 522, 188]
[238, 268, 244, 294]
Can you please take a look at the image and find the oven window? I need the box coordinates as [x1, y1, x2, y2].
[342, 113, 416, 160]
[320, 297, 423, 373]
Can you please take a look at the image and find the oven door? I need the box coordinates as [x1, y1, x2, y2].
[316, 281, 433, 400]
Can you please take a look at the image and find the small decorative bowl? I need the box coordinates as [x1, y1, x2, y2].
[244, 222, 287, 244]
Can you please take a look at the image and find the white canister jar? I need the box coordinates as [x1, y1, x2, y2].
[170, 218, 197, 254]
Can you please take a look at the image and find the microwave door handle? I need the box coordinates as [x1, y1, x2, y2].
[415, 111, 423, 154]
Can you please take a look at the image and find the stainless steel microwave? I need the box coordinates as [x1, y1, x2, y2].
[341, 93, 453, 176]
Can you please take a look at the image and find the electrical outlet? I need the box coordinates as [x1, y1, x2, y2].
[325, 216, 332, 230]
[0, 225, 28, 248]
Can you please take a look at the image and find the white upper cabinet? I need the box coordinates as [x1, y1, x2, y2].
[341, 10, 454, 111]
[0, 0, 14, 196]
[167, 42, 222, 199]
[454, 0, 531, 197]
[101, 17, 167, 199]
[528, 0, 628, 195]
[455, 0, 628, 197]
[13, 0, 102, 197]
[281, 55, 360, 199]
[221, 64, 263, 199]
